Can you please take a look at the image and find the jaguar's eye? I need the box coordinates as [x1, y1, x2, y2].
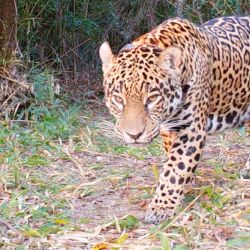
[147, 95, 158, 103]
[146, 94, 161, 110]
[112, 95, 124, 110]
[113, 95, 123, 104]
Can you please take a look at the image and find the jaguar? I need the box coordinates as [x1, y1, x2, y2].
[99, 16, 250, 224]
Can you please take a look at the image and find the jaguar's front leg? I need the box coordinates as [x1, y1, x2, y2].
[160, 130, 178, 155]
[145, 127, 206, 224]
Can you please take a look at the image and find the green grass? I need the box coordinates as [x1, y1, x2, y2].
[1, 109, 249, 249]
[0, 68, 164, 249]
[1, 70, 249, 249]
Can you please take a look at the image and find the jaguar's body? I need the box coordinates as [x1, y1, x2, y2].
[99, 16, 250, 224]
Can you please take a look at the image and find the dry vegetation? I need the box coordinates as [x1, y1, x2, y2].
[0, 103, 249, 249]
[0, 1, 250, 249]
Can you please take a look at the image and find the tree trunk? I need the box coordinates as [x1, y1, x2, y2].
[0, 0, 17, 65]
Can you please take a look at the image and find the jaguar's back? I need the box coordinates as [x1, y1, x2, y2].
[201, 16, 250, 133]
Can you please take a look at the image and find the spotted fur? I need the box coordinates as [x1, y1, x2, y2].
[99, 16, 250, 224]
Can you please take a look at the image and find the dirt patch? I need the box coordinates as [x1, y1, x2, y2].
[0, 117, 249, 249]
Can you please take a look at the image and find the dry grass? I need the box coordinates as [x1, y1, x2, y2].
[0, 65, 31, 119]
[0, 107, 249, 250]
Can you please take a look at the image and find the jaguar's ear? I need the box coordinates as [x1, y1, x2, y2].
[99, 42, 114, 74]
[159, 46, 182, 69]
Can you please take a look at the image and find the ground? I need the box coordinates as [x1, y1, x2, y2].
[0, 105, 249, 250]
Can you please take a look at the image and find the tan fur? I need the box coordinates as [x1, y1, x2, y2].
[100, 16, 250, 224]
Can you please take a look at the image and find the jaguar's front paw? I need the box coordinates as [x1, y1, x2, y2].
[144, 201, 176, 224]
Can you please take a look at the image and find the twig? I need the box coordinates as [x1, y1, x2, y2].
[162, 193, 202, 230]
[72, 179, 102, 195]
[90, 214, 132, 239]
[64, 147, 85, 177]
[0, 73, 29, 89]
[60, 39, 91, 59]
[0, 88, 19, 109]
[0, 120, 35, 123]
[0, 219, 20, 235]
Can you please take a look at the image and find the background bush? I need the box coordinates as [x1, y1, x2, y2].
[17, 0, 249, 78]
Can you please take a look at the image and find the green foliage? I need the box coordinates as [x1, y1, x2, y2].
[201, 186, 231, 211]
[226, 236, 250, 248]
[17, 0, 249, 73]
[117, 215, 139, 230]
[159, 232, 171, 250]
[173, 246, 190, 250]
[0, 68, 80, 192]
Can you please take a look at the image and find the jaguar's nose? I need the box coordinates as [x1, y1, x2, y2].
[126, 131, 143, 140]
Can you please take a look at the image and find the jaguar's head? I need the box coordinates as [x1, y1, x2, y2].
[99, 42, 183, 146]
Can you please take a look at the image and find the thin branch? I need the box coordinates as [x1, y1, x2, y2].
[0, 73, 29, 89]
